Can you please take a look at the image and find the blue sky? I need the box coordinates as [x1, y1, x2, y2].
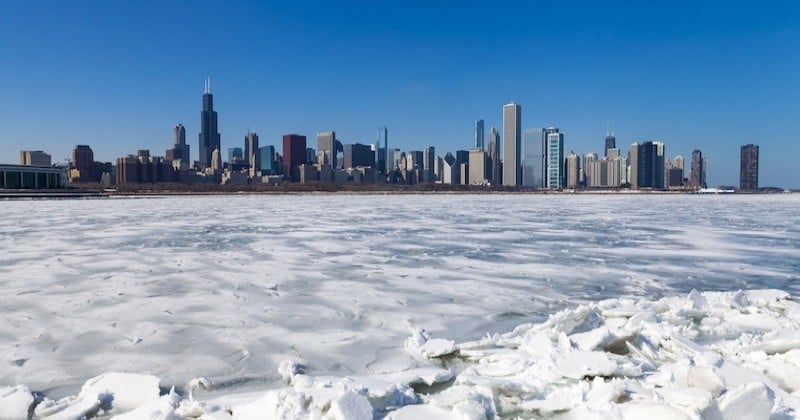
[1, 1, 798, 187]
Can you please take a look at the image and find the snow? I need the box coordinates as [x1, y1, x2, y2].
[1, 194, 799, 418]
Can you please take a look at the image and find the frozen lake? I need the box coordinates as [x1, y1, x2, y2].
[1, 194, 799, 418]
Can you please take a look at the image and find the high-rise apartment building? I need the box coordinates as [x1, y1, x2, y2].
[565, 152, 580, 188]
[488, 126, 501, 185]
[502, 103, 521, 186]
[282, 134, 307, 181]
[740, 144, 759, 190]
[198, 79, 221, 170]
[475, 119, 485, 150]
[20, 150, 52, 167]
[546, 129, 564, 189]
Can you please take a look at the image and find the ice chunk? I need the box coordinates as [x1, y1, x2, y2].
[717, 382, 775, 420]
[405, 327, 456, 359]
[328, 390, 373, 420]
[556, 351, 617, 379]
[80, 372, 161, 411]
[0, 385, 34, 419]
[110, 389, 180, 420]
[622, 402, 693, 420]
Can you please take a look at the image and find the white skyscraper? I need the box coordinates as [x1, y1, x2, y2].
[502, 103, 521, 186]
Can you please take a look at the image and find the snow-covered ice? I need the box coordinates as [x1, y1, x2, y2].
[0, 194, 798, 418]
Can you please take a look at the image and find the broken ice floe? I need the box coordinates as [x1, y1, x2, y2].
[3, 289, 800, 419]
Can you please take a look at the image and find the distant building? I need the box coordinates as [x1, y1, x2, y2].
[475, 119, 485, 150]
[584, 152, 598, 187]
[245, 131, 259, 171]
[317, 131, 336, 166]
[546, 129, 564, 189]
[565, 151, 580, 188]
[166, 123, 190, 169]
[198, 79, 221, 170]
[522, 128, 545, 188]
[1, 164, 66, 189]
[407, 150, 423, 171]
[468, 148, 488, 185]
[604, 133, 616, 157]
[377, 127, 388, 173]
[344, 143, 374, 169]
[689, 149, 705, 189]
[629, 141, 665, 189]
[116, 149, 175, 185]
[19, 150, 51, 167]
[442, 152, 458, 184]
[423, 146, 435, 183]
[488, 126, 501, 185]
[69, 145, 98, 183]
[282, 134, 307, 181]
[227, 148, 244, 168]
[502, 103, 522, 186]
[259, 145, 277, 175]
[740, 144, 759, 190]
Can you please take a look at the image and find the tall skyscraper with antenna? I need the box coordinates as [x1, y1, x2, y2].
[604, 133, 616, 157]
[198, 78, 221, 170]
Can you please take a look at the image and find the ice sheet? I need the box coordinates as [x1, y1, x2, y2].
[1, 194, 798, 418]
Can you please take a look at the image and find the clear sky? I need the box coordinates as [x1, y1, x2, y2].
[1, 1, 798, 187]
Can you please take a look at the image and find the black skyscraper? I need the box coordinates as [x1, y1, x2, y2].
[740, 144, 759, 190]
[604, 133, 616, 157]
[198, 79, 221, 170]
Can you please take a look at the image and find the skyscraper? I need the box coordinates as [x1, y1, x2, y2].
[488, 126, 501, 185]
[689, 149, 704, 189]
[198, 78, 221, 170]
[740, 144, 759, 190]
[475, 119, 485, 150]
[166, 123, 190, 168]
[565, 152, 580, 188]
[378, 127, 388, 172]
[629, 141, 665, 189]
[502, 103, 521, 186]
[522, 128, 545, 187]
[245, 131, 260, 171]
[344, 143, 374, 169]
[317, 131, 336, 166]
[259, 145, 276, 175]
[70, 145, 95, 182]
[604, 133, 616, 157]
[546, 129, 564, 189]
[423, 146, 436, 183]
[282, 134, 307, 181]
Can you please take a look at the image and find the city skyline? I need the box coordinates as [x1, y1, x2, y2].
[1, 1, 797, 187]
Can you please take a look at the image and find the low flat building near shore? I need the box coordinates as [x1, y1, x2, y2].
[0, 164, 67, 189]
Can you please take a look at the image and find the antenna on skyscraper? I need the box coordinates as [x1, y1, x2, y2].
[205, 77, 211, 94]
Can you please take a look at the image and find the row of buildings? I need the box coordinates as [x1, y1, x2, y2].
[7, 83, 762, 191]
